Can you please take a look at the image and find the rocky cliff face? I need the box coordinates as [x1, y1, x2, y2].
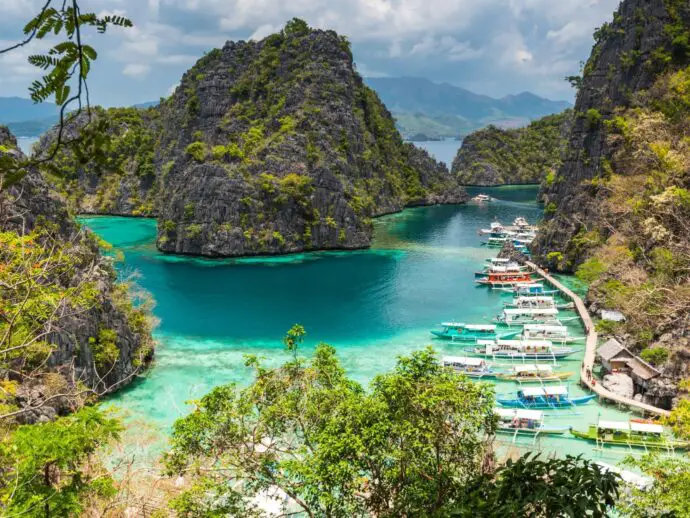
[533, 0, 690, 267]
[1, 126, 154, 423]
[451, 111, 572, 186]
[530, 0, 690, 397]
[154, 22, 465, 256]
[36, 107, 160, 216]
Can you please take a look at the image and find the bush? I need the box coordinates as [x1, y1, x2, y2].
[185, 141, 207, 162]
[640, 347, 669, 366]
[576, 258, 607, 284]
[585, 109, 602, 130]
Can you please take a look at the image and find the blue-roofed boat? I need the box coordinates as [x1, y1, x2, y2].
[431, 323, 519, 342]
[497, 386, 596, 409]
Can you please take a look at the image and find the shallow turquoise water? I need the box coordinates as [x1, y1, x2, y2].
[82, 186, 636, 462]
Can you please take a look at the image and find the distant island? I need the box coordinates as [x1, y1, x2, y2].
[365, 77, 571, 140]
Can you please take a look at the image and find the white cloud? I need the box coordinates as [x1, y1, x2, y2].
[249, 24, 276, 41]
[123, 63, 151, 77]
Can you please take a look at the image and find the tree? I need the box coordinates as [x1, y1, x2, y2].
[165, 328, 497, 516]
[165, 326, 620, 517]
[0, 1, 132, 188]
[619, 454, 690, 517]
[665, 398, 690, 440]
[0, 407, 122, 517]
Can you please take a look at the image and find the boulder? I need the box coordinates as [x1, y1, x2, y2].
[602, 372, 634, 399]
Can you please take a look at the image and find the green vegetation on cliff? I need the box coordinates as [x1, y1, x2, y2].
[451, 110, 572, 186]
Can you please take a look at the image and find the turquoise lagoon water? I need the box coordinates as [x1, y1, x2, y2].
[82, 186, 635, 462]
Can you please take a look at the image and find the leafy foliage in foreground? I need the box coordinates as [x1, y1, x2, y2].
[165, 326, 619, 517]
[0, 407, 121, 517]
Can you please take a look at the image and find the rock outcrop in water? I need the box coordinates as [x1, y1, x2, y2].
[1, 126, 154, 423]
[451, 111, 572, 186]
[530, 0, 690, 395]
[37, 20, 466, 257]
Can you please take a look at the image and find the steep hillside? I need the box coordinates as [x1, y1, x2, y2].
[367, 77, 571, 139]
[37, 21, 465, 258]
[153, 21, 465, 256]
[451, 110, 572, 186]
[0, 126, 154, 423]
[532, 0, 690, 399]
[39, 107, 160, 216]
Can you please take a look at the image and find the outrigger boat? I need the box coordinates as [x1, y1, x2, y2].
[571, 420, 690, 451]
[497, 307, 578, 326]
[495, 408, 569, 439]
[472, 193, 493, 203]
[497, 283, 558, 296]
[513, 217, 531, 229]
[443, 356, 496, 379]
[475, 263, 528, 277]
[476, 272, 533, 288]
[496, 364, 573, 383]
[430, 323, 519, 342]
[520, 324, 585, 344]
[482, 237, 509, 248]
[479, 222, 505, 236]
[497, 386, 596, 409]
[469, 339, 577, 361]
[503, 296, 574, 310]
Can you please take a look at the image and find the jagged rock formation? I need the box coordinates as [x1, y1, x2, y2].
[37, 107, 160, 216]
[530, 0, 690, 394]
[38, 21, 466, 257]
[1, 126, 154, 423]
[451, 111, 572, 186]
[533, 0, 690, 267]
[155, 21, 465, 256]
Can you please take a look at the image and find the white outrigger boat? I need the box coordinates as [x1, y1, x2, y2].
[496, 307, 563, 326]
[478, 221, 505, 235]
[513, 217, 531, 229]
[503, 296, 575, 310]
[482, 237, 509, 248]
[442, 356, 496, 379]
[495, 408, 569, 441]
[520, 324, 585, 344]
[496, 364, 573, 383]
[469, 339, 578, 361]
[472, 193, 493, 203]
[475, 262, 529, 277]
[497, 283, 559, 296]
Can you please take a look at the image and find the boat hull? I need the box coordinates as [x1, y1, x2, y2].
[570, 429, 690, 451]
[497, 394, 596, 409]
[496, 372, 573, 383]
[469, 350, 576, 360]
[498, 426, 568, 436]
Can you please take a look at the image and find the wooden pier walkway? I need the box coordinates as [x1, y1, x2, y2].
[525, 261, 670, 417]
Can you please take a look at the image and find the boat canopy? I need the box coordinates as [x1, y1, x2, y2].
[441, 322, 465, 327]
[477, 339, 495, 346]
[504, 308, 559, 316]
[515, 296, 554, 304]
[597, 421, 630, 431]
[488, 258, 511, 264]
[523, 324, 567, 333]
[521, 387, 548, 397]
[631, 422, 664, 434]
[543, 386, 568, 396]
[496, 339, 554, 348]
[512, 364, 553, 373]
[465, 324, 497, 331]
[443, 356, 485, 367]
[495, 408, 543, 420]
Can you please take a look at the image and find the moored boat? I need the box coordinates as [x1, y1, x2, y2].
[571, 420, 690, 451]
[497, 283, 558, 296]
[503, 295, 557, 309]
[496, 307, 562, 325]
[475, 262, 528, 277]
[520, 324, 585, 344]
[497, 386, 596, 409]
[476, 272, 533, 288]
[472, 193, 493, 203]
[469, 339, 577, 360]
[479, 221, 505, 235]
[443, 356, 496, 379]
[481, 237, 509, 248]
[431, 323, 519, 342]
[495, 408, 569, 438]
[496, 364, 573, 383]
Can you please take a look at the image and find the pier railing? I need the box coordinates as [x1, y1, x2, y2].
[525, 261, 670, 417]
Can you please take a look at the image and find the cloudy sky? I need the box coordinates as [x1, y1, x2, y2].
[1, 0, 620, 106]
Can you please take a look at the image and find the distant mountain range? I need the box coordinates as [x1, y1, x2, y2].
[365, 77, 572, 140]
[1, 79, 569, 141]
[0, 97, 160, 137]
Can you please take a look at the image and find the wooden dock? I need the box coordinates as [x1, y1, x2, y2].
[525, 261, 670, 417]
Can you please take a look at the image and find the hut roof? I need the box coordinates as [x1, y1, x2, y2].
[597, 338, 629, 362]
[627, 357, 661, 381]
